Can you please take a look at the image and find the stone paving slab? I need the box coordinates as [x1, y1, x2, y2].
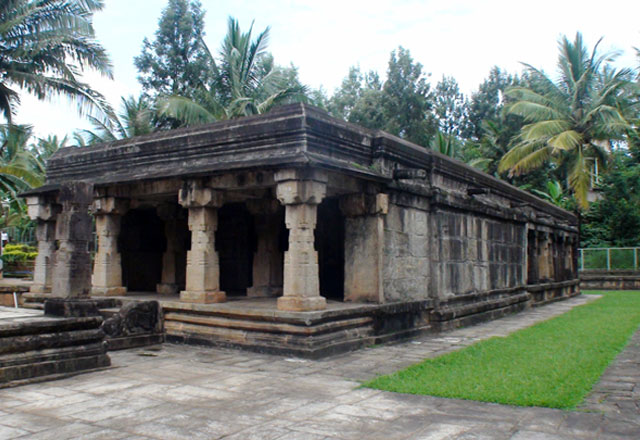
[1, 295, 639, 439]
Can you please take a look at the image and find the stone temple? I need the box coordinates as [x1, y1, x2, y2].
[22, 103, 579, 357]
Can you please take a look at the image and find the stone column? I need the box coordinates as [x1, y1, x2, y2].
[340, 193, 388, 303]
[179, 184, 225, 303]
[91, 197, 128, 296]
[51, 182, 94, 299]
[246, 199, 283, 298]
[26, 197, 58, 294]
[537, 231, 551, 281]
[156, 204, 186, 295]
[275, 169, 327, 311]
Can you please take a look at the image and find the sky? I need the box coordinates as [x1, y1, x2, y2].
[14, 0, 640, 139]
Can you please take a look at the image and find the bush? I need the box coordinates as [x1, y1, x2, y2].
[1, 244, 38, 265]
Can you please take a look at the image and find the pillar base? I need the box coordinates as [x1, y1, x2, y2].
[157, 283, 180, 295]
[277, 296, 327, 311]
[91, 286, 127, 297]
[180, 290, 226, 304]
[29, 284, 51, 294]
[247, 286, 282, 298]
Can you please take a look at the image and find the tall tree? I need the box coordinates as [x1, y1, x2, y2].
[499, 33, 635, 208]
[159, 17, 308, 125]
[465, 67, 519, 140]
[0, 0, 113, 123]
[434, 76, 468, 139]
[328, 48, 436, 147]
[382, 47, 435, 146]
[134, 0, 211, 100]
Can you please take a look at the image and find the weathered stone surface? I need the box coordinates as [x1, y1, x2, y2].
[44, 298, 101, 317]
[101, 301, 162, 338]
[580, 270, 640, 290]
[246, 200, 283, 298]
[0, 314, 109, 387]
[51, 182, 93, 299]
[31, 220, 56, 294]
[179, 187, 226, 304]
[91, 211, 126, 297]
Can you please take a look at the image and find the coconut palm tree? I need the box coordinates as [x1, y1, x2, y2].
[0, 125, 43, 197]
[498, 33, 635, 208]
[0, 0, 113, 123]
[78, 96, 155, 144]
[159, 17, 307, 126]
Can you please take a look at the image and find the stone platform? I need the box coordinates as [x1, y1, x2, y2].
[0, 307, 110, 387]
[162, 297, 435, 358]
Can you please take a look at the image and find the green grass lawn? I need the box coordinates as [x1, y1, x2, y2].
[365, 291, 640, 409]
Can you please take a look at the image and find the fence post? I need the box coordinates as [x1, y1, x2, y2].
[580, 249, 584, 271]
[635, 248, 638, 271]
[607, 248, 611, 271]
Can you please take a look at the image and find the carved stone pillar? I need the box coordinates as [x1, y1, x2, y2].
[275, 169, 327, 311]
[90, 197, 128, 296]
[51, 182, 94, 298]
[340, 193, 388, 303]
[537, 231, 551, 281]
[179, 184, 225, 303]
[247, 199, 283, 298]
[26, 197, 59, 294]
[156, 204, 187, 295]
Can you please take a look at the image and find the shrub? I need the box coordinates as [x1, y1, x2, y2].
[1, 244, 38, 265]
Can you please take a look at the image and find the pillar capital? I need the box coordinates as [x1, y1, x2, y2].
[179, 183, 223, 209]
[26, 196, 59, 221]
[275, 169, 327, 205]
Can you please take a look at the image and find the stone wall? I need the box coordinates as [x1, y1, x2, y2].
[580, 270, 640, 290]
[382, 196, 430, 302]
[431, 211, 526, 299]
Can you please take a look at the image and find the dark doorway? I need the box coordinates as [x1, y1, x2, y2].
[119, 208, 166, 291]
[216, 203, 255, 295]
[316, 198, 345, 300]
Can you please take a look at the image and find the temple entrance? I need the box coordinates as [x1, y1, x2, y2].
[119, 208, 166, 292]
[216, 203, 256, 296]
[316, 198, 345, 300]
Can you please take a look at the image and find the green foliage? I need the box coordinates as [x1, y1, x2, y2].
[77, 95, 156, 144]
[581, 152, 640, 247]
[328, 48, 436, 146]
[2, 243, 37, 265]
[158, 17, 310, 125]
[434, 76, 469, 139]
[0, 125, 45, 197]
[0, 0, 114, 123]
[499, 33, 635, 209]
[366, 291, 640, 409]
[134, 0, 212, 101]
[530, 180, 572, 209]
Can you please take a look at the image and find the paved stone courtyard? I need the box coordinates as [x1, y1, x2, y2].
[1, 295, 639, 440]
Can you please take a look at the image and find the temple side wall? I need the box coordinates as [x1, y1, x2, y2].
[430, 211, 526, 299]
[382, 197, 430, 302]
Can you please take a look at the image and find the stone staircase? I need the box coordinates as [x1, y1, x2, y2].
[19, 293, 164, 351]
[162, 299, 433, 358]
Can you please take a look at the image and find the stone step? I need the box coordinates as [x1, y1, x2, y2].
[162, 305, 377, 358]
[21, 302, 44, 310]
